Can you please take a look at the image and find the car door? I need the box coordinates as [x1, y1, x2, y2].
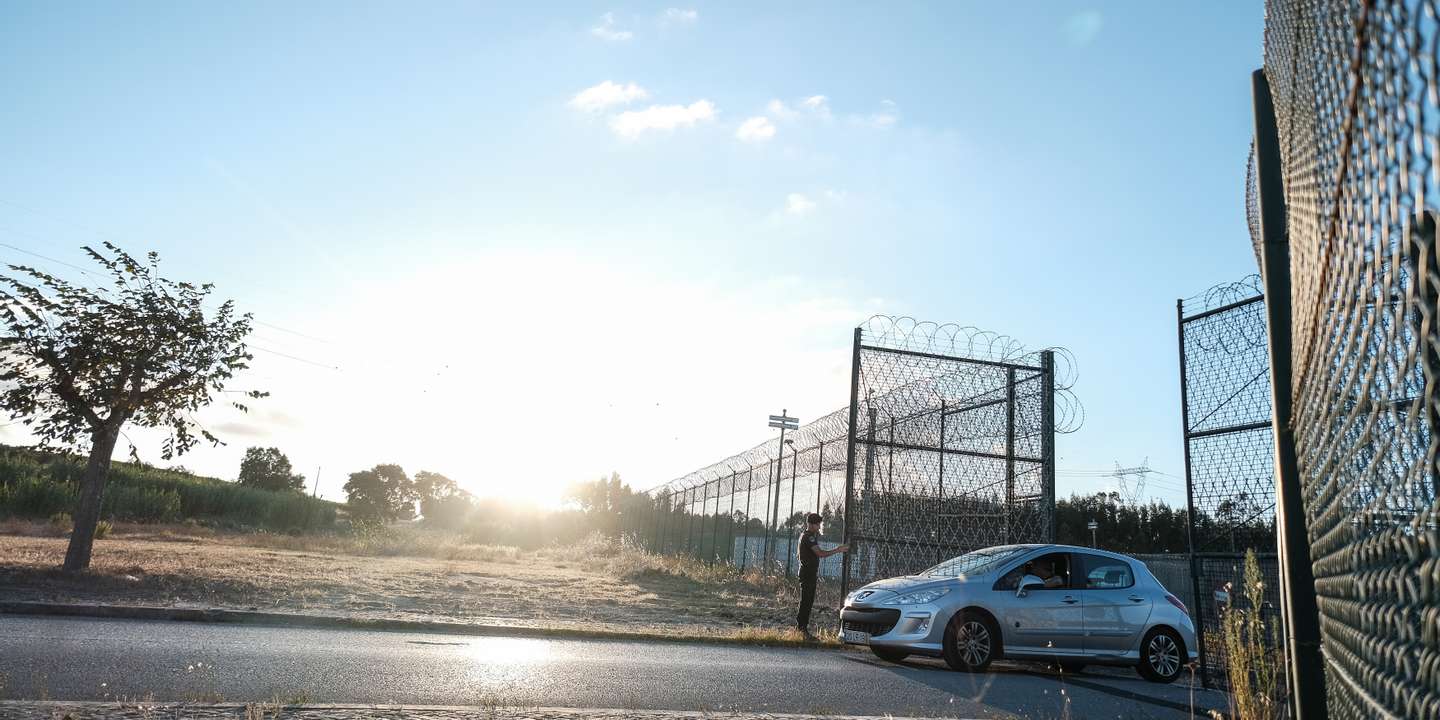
[1076, 553, 1150, 656]
[991, 551, 1085, 656]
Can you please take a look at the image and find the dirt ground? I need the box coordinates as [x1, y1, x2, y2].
[0, 524, 842, 638]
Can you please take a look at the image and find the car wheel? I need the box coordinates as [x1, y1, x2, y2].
[1136, 627, 1185, 683]
[943, 611, 999, 672]
[871, 647, 910, 663]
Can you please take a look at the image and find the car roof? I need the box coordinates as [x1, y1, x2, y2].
[1038, 544, 1141, 562]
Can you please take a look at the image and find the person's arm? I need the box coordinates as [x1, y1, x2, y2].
[815, 543, 849, 558]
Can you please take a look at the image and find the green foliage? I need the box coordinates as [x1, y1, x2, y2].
[0, 243, 264, 456]
[1222, 550, 1283, 720]
[1055, 492, 1190, 553]
[414, 470, 472, 528]
[48, 512, 72, 529]
[0, 475, 74, 517]
[93, 520, 113, 539]
[566, 472, 651, 537]
[343, 464, 416, 522]
[0, 444, 335, 532]
[237, 447, 306, 493]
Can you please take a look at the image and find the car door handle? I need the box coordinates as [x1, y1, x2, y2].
[1061, 596, 1078, 605]
[1128, 595, 1145, 603]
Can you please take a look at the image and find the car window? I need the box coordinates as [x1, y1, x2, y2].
[993, 552, 1072, 590]
[1079, 554, 1135, 589]
[924, 546, 1029, 578]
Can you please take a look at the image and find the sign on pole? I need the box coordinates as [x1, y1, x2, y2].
[768, 414, 799, 430]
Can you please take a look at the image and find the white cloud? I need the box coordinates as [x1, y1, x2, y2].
[735, 116, 776, 142]
[785, 193, 817, 216]
[569, 81, 650, 112]
[766, 99, 798, 120]
[591, 12, 633, 42]
[610, 100, 717, 138]
[662, 8, 698, 25]
[852, 99, 899, 128]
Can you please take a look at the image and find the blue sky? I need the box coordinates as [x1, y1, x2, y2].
[0, 3, 1264, 506]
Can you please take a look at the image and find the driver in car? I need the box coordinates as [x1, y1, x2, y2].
[1030, 558, 1066, 588]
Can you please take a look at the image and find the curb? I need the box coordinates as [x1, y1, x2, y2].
[0, 701, 943, 720]
[0, 601, 842, 650]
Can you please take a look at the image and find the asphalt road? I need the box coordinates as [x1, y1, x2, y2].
[0, 616, 1225, 719]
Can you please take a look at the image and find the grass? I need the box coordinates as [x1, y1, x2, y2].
[0, 522, 843, 646]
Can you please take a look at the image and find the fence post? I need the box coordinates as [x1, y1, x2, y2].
[1176, 298, 1211, 689]
[1005, 368, 1016, 545]
[937, 400, 946, 565]
[741, 468, 754, 571]
[786, 450, 798, 577]
[708, 478, 720, 566]
[1252, 67, 1327, 718]
[816, 440, 824, 516]
[691, 486, 702, 558]
[726, 471, 737, 566]
[841, 327, 862, 599]
[761, 460, 774, 572]
[1041, 350, 1056, 541]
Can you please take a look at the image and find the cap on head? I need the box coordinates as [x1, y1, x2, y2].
[806, 512, 823, 525]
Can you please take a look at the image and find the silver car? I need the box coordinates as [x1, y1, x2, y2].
[839, 544, 1197, 683]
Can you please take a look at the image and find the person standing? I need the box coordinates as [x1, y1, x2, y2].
[797, 512, 847, 639]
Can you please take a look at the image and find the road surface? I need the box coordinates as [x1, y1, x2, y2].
[0, 616, 1224, 719]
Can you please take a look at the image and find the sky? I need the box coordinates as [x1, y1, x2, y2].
[0, 2, 1264, 508]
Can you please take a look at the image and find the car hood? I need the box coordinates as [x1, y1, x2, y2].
[849, 575, 961, 604]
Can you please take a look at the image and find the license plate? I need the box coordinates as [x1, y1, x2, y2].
[842, 629, 871, 645]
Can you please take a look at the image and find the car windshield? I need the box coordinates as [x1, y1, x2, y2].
[924, 546, 1031, 577]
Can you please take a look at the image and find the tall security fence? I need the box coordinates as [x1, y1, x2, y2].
[1254, 1, 1440, 716]
[840, 316, 1078, 593]
[1177, 276, 1285, 690]
[638, 316, 1079, 599]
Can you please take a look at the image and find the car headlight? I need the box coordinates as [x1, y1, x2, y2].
[885, 588, 950, 605]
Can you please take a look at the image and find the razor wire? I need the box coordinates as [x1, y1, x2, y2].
[1178, 276, 1285, 692]
[637, 316, 1079, 589]
[1258, 2, 1440, 716]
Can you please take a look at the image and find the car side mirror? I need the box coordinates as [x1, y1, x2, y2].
[1016, 574, 1046, 598]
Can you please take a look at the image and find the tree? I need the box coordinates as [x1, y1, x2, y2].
[237, 446, 305, 492]
[343, 463, 416, 522]
[0, 244, 261, 571]
[414, 470, 471, 527]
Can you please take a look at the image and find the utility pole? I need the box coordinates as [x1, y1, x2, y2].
[312, 466, 321, 498]
[1111, 459, 1152, 506]
[766, 410, 799, 571]
[1088, 519, 1098, 548]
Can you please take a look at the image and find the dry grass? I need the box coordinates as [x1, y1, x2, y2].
[0, 522, 841, 643]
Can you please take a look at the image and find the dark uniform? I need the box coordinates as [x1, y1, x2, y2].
[797, 528, 820, 631]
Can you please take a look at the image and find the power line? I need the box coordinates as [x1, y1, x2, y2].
[0, 238, 342, 371]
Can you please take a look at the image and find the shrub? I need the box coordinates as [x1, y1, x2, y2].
[1222, 550, 1283, 720]
[94, 520, 113, 539]
[48, 512, 72, 530]
[0, 476, 74, 518]
[0, 443, 338, 532]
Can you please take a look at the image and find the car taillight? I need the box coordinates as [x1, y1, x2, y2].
[1166, 593, 1188, 614]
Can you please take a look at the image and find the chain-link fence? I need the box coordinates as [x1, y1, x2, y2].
[840, 316, 1079, 594]
[637, 316, 1079, 603]
[1177, 276, 1286, 691]
[1256, 1, 1440, 716]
